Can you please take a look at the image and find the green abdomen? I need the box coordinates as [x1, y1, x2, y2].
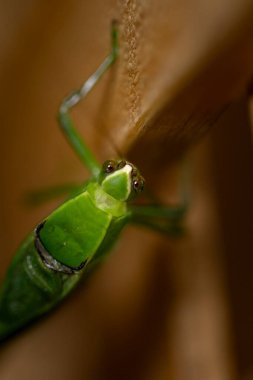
[39, 191, 113, 268]
[0, 235, 81, 340]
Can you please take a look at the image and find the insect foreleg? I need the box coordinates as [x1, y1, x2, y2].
[130, 203, 187, 220]
[130, 166, 190, 236]
[130, 202, 188, 236]
[58, 21, 119, 177]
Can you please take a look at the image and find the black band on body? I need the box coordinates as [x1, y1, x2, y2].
[34, 221, 87, 274]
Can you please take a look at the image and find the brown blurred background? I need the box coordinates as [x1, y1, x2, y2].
[0, 1, 253, 379]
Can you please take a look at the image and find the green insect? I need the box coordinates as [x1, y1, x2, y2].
[0, 22, 187, 341]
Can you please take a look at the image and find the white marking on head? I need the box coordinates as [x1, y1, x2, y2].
[121, 164, 132, 175]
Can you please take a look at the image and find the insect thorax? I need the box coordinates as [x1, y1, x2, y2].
[35, 182, 128, 270]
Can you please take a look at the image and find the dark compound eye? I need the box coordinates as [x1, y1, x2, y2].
[133, 179, 139, 190]
[132, 177, 145, 193]
[103, 160, 116, 174]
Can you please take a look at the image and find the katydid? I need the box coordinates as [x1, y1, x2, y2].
[0, 22, 187, 341]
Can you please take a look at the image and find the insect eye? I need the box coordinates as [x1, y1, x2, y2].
[103, 160, 116, 174]
[133, 180, 139, 191]
[132, 177, 145, 193]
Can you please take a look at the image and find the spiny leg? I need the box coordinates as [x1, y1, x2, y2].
[58, 21, 119, 178]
